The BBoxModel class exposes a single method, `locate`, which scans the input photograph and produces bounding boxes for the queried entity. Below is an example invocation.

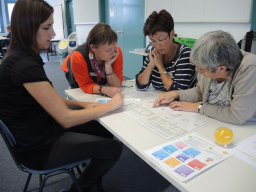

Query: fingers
[112,92,122,98]
[169,101,184,111]
[169,101,192,112]
[169,101,179,109]
[112,92,124,106]
[108,93,124,110]
[149,53,154,60]
[114,87,123,93]
[153,95,165,108]
[152,50,160,57]
[110,87,123,97]
[152,50,157,55]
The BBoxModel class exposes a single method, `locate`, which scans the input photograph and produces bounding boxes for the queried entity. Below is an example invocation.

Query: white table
[0,37,10,40]
[65,80,256,192]
[129,51,148,56]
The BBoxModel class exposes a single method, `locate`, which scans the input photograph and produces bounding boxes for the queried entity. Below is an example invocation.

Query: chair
[2,46,8,55]
[1,38,10,56]
[0,119,87,192]
[239,30,256,55]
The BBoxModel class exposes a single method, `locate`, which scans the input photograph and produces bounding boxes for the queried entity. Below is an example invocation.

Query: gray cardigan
[177,50,256,124]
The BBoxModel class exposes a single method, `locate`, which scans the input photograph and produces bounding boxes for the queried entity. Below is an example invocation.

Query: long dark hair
[2,0,53,61]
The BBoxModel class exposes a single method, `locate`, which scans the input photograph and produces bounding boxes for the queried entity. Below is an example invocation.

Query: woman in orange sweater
[62,23,123,97]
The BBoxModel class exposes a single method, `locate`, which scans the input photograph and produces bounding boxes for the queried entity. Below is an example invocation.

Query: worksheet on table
[96,98,208,140]
[139,110,208,140]
[145,133,235,182]
[234,134,256,168]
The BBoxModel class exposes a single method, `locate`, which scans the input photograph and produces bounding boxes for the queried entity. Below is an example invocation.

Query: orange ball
[214,127,233,147]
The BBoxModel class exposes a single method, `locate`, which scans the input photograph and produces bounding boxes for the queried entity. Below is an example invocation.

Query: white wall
[1,0,252,45]
[75,24,96,45]
[73,0,99,45]
[0,0,67,37]
[174,23,251,43]
[145,0,252,44]
[46,0,67,39]
[0,0,9,35]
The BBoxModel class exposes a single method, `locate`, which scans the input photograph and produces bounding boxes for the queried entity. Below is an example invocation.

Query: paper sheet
[139,111,208,140]
[124,99,170,119]
[95,98,140,112]
[234,134,256,168]
[145,133,235,182]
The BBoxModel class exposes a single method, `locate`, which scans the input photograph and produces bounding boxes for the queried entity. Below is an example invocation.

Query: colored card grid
[163,144,178,154]
[152,149,170,160]
[164,157,181,168]
[188,159,207,170]
[183,147,201,158]
[174,141,188,150]
[145,133,235,182]
[176,153,190,162]
[174,165,194,178]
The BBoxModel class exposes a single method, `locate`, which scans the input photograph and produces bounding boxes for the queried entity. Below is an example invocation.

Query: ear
[170,30,175,40]
[90,44,96,52]
[219,65,227,72]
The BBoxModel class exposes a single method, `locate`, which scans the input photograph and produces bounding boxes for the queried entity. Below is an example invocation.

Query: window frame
[0,1,4,33]
[4,0,16,25]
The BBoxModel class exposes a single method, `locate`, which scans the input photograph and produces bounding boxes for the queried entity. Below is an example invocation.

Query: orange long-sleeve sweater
[62,46,123,94]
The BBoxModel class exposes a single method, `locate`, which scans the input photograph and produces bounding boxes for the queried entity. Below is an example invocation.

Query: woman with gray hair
[153,30,256,124]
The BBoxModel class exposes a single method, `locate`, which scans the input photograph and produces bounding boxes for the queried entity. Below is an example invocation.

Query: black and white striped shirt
[135,42,197,91]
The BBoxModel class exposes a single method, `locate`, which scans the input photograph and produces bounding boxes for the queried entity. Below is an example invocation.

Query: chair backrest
[0,119,16,147]
[0,119,27,172]
[240,30,256,54]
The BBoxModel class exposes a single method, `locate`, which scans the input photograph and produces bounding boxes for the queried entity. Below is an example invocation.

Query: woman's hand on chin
[148,53,156,69]
[105,47,119,68]
[151,50,164,68]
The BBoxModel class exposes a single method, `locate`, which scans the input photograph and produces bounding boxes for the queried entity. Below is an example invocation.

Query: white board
[53,4,64,39]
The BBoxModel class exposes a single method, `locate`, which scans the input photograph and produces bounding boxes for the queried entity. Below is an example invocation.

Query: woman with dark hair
[136,9,197,91]
[0,0,123,192]
[153,30,256,125]
[62,23,123,98]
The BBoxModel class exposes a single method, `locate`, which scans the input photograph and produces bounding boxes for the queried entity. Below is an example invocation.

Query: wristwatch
[198,103,203,113]
[160,71,167,75]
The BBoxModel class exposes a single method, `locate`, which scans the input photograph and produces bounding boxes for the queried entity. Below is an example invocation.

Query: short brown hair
[143,9,174,37]
[6,25,11,31]
[86,23,117,48]
[3,0,53,61]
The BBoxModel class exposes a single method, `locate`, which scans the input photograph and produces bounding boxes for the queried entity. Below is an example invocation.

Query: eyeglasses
[150,35,169,46]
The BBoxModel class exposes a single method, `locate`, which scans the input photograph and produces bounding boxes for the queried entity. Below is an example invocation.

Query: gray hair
[190,30,243,73]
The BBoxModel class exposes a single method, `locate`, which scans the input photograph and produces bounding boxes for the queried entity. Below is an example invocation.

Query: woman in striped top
[136,9,197,91]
